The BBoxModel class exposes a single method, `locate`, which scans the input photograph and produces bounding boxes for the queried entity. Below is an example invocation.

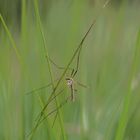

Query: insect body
[66,77,73,87]
[66,77,75,102]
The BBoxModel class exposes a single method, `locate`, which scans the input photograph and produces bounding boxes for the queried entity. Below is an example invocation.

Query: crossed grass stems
[27,0,111,138]
[27,23,94,138]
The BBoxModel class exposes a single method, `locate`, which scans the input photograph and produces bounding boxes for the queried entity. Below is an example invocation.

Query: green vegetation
[0,0,140,140]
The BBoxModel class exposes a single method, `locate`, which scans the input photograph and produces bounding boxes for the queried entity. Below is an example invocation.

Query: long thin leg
[71,69,75,77]
[26,78,59,95]
[76,81,88,89]
[26,83,52,95]
[48,56,72,71]
[70,85,75,102]
[72,46,82,78]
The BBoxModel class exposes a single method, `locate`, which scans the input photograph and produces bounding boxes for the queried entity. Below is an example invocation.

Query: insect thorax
[66,77,73,87]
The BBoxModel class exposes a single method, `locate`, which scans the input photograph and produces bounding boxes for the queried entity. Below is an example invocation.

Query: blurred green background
[0,0,140,140]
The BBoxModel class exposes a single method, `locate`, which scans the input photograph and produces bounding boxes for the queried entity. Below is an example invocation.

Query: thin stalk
[33,0,66,139]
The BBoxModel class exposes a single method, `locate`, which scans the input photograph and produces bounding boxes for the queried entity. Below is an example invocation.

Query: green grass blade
[0,14,21,62]
[32,0,66,139]
[115,29,140,140]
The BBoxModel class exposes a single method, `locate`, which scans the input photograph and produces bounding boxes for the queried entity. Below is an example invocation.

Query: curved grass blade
[27,87,66,139]
[33,1,66,139]
[0,14,21,62]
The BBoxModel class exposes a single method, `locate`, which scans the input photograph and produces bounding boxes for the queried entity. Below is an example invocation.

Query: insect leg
[26,83,52,95]
[48,56,73,71]
[76,81,88,89]
[26,78,60,95]
[70,85,75,102]
[71,69,75,77]
[72,47,82,78]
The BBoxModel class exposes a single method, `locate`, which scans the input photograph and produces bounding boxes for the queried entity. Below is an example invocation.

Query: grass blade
[30,0,66,139]
[0,14,21,62]
[115,29,140,140]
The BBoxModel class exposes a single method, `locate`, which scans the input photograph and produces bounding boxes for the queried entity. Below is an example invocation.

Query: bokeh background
[0,0,140,140]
